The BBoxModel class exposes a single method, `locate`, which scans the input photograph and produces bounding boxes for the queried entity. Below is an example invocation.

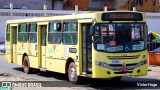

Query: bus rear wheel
[23,56,32,74]
[68,62,78,84]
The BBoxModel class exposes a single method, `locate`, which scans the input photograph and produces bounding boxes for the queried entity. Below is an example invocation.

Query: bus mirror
[145,25,148,39]
[90,25,95,36]
[144,24,148,48]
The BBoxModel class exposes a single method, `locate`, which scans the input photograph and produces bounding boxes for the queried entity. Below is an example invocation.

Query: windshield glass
[94,23,146,52]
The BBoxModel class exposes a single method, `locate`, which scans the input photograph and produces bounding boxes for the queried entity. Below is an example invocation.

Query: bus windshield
[94,23,146,53]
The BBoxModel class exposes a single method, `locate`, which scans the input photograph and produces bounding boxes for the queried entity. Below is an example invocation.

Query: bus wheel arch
[65,58,78,84]
[22,53,27,65]
[65,58,74,74]
[22,53,32,74]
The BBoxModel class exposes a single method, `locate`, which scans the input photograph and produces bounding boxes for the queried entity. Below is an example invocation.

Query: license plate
[111,60,120,64]
[119,68,128,72]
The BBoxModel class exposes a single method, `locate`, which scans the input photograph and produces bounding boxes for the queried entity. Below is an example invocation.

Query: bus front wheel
[68,62,78,84]
[23,56,32,74]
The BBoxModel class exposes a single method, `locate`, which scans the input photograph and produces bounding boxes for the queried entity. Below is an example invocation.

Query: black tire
[68,62,78,84]
[3,50,5,53]
[23,56,33,74]
[111,76,122,81]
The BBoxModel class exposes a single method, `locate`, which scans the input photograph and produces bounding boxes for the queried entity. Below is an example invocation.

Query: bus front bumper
[92,61,148,78]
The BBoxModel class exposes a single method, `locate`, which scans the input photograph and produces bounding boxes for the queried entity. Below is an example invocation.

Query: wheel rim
[69,67,76,81]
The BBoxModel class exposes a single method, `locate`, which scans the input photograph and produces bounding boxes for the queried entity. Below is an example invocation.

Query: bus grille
[109,63,137,67]
[114,71,133,74]
[107,55,140,60]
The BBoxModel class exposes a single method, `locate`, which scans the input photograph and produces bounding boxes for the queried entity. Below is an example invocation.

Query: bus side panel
[16,43,22,65]
[16,43,39,68]
[46,59,65,73]
[17,55,22,66]
[13,44,17,63]
[16,43,28,65]
[29,57,39,68]
[46,44,65,73]
[6,42,12,63]
[46,44,78,74]
[68,46,79,75]
[9,28,13,63]
[92,50,102,78]
[28,43,38,69]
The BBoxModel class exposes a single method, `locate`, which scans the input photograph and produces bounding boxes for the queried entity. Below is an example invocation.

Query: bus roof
[6,11,144,24]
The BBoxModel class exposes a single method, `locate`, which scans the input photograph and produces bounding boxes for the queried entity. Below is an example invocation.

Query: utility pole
[128,1,130,10]
[10,3,13,17]
[75,5,78,14]
[44,4,47,16]
[9,3,13,20]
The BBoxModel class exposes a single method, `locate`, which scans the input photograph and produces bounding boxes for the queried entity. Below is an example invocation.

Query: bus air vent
[107,55,140,60]
[114,71,133,74]
[109,63,137,67]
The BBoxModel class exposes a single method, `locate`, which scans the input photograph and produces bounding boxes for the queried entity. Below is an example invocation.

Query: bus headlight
[95,61,107,67]
[141,60,147,65]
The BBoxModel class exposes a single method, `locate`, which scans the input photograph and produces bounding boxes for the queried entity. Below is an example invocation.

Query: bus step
[79,74,87,77]
[80,74,92,77]
[40,68,47,72]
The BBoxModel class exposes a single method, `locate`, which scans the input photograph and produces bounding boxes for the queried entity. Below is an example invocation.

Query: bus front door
[11,26,17,63]
[82,24,92,74]
[40,25,47,69]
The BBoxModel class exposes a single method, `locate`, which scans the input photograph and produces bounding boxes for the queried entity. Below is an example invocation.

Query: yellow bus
[5,11,148,83]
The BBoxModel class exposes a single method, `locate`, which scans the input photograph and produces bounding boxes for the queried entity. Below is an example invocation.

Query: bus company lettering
[12,82,42,87]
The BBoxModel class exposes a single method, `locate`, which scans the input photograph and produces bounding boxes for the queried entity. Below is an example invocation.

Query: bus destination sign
[102,12,143,21]
[110,14,133,19]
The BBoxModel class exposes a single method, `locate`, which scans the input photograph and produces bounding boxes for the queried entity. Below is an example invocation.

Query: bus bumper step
[40,68,47,72]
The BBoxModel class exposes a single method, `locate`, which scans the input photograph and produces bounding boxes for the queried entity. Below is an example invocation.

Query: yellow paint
[41,46,46,68]
[37,25,41,68]
[46,58,66,73]
[29,57,39,68]
[17,55,22,66]
[92,50,148,78]
[13,44,17,63]
[10,26,13,63]
[5,42,11,63]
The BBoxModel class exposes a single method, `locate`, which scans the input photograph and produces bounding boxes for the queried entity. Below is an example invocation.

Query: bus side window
[48,22,61,44]
[28,23,37,43]
[63,21,78,45]
[18,23,28,43]
[57,23,61,32]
